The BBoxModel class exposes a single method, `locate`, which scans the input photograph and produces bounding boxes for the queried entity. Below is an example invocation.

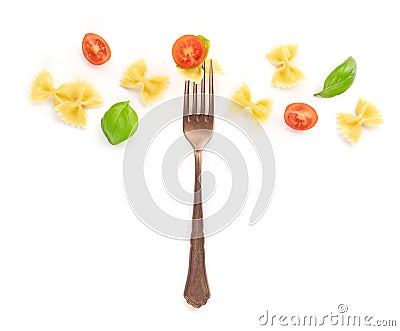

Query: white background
[1,0,399,330]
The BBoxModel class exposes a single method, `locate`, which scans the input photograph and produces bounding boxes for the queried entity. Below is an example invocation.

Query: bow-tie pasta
[31,69,55,101]
[55,81,103,127]
[120,59,169,106]
[232,83,273,122]
[178,58,224,82]
[31,70,103,128]
[266,44,305,88]
[337,98,383,144]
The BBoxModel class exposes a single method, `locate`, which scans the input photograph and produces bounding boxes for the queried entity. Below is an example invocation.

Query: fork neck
[194,150,202,205]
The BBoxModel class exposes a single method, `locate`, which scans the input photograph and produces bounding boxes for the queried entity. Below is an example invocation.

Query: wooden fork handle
[184,150,210,308]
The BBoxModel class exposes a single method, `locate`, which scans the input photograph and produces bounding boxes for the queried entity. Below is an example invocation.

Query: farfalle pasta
[337,98,383,144]
[120,59,169,106]
[31,70,55,101]
[31,69,103,128]
[266,44,305,88]
[232,83,273,122]
[178,58,224,82]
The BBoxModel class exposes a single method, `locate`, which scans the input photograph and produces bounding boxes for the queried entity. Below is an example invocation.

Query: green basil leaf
[176,64,195,70]
[101,101,138,145]
[198,35,210,58]
[314,56,357,98]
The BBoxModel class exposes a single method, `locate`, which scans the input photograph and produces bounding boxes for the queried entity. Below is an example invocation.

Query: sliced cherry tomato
[172,35,207,68]
[82,33,111,65]
[284,103,318,130]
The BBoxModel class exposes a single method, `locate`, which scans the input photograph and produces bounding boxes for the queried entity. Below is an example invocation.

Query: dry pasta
[232,83,273,122]
[178,58,224,82]
[31,70,103,128]
[337,98,383,144]
[120,59,169,106]
[266,44,305,88]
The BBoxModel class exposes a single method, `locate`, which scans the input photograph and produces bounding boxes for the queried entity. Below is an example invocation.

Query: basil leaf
[198,35,210,58]
[101,101,138,145]
[314,56,357,98]
[176,64,196,70]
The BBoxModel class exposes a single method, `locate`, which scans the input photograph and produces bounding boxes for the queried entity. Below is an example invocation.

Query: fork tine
[208,59,214,116]
[200,62,206,114]
[183,80,190,116]
[192,82,197,115]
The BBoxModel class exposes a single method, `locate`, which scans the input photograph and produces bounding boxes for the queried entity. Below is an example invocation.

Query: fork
[183,60,214,308]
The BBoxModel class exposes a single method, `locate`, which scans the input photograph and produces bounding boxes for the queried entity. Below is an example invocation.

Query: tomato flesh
[82,33,111,65]
[172,35,206,68]
[284,103,318,130]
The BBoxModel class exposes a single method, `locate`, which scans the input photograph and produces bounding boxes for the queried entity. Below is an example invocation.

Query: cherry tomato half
[284,103,318,130]
[172,35,207,68]
[82,33,111,65]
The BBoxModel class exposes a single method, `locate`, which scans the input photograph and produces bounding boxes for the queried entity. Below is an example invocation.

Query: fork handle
[184,150,210,308]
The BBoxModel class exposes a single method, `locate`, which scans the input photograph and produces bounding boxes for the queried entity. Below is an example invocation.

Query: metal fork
[183,60,214,308]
